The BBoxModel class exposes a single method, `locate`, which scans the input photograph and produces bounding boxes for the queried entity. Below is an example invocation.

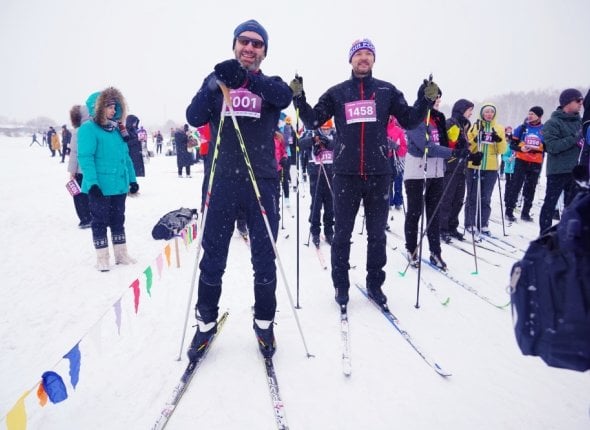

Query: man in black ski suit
[185,19,291,360]
[291,38,439,306]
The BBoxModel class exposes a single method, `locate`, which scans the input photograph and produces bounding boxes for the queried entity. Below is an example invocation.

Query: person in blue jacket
[77,87,139,272]
[185,19,291,361]
[291,38,440,307]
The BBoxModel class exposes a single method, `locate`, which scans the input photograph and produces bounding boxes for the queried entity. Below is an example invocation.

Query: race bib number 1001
[344,100,377,124]
[225,88,262,118]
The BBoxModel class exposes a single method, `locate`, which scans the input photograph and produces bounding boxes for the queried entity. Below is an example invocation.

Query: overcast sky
[1,0,588,129]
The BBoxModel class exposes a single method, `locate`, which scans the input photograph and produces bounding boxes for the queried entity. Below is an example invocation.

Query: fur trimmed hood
[85,87,127,127]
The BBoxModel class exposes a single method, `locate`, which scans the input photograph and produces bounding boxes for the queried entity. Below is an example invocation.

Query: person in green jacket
[538,88,583,234]
[78,87,139,271]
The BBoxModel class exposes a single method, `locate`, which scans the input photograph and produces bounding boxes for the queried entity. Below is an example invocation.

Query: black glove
[491,129,502,142]
[468,151,484,166]
[290,75,304,98]
[129,182,139,194]
[89,184,104,198]
[452,148,470,159]
[313,142,323,156]
[214,59,247,89]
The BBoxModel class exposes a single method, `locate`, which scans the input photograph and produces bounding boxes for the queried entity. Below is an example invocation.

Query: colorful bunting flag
[7,389,30,430]
[63,344,81,389]
[130,279,140,313]
[144,266,153,297]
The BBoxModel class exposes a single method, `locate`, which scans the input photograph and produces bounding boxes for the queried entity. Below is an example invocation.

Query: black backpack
[510,190,590,372]
[151,208,198,240]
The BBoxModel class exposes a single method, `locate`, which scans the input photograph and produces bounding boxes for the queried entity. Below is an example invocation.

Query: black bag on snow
[151,208,198,240]
[509,190,590,372]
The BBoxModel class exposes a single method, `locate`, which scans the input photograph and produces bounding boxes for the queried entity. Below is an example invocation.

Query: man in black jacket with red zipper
[291,38,439,307]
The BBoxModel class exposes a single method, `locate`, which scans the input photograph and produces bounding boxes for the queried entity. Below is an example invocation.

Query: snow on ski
[151,311,229,430]
[340,304,352,377]
[398,250,450,306]
[354,283,452,377]
[444,241,501,267]
[421,258,510,310]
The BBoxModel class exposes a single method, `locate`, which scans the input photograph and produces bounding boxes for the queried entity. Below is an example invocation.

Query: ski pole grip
[217,81,232,106]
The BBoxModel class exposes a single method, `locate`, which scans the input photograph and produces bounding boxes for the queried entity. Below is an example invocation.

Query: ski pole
[496,170,507,236]
[305,160,322,247]
[177,100,227,361]
[220,83,312,357]
[294,105,301,309]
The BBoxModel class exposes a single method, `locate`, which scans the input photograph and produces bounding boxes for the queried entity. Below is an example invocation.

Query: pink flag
[130,279,140,313]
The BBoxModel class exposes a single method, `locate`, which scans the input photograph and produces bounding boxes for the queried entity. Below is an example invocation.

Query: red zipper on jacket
[359,82,366,179]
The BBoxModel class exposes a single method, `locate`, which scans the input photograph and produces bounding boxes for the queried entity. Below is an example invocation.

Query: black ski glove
[89,184,104,198]
[418,76,440,102]
[468,151,484,166]
[214,59,247,89]
[491,129,502,142]
[129,182,139,194]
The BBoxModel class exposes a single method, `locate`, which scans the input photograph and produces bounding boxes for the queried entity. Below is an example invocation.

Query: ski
[340,304,352,376]
[444,241,501,267]
[151,311,229,430]
[261,355,289,429]
[305,243,328,270]
[421,258,510,310]
[354,283,452,377]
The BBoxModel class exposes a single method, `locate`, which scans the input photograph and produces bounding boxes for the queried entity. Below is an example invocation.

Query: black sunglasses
[236,36,265,49]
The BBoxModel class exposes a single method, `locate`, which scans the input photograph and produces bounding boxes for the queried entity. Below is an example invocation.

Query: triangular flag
[113,298,122,335]
[156,254,163,279]
[130,279,140,313]
[63,344,81,389]
[7,389,30,430]
[164,244,171,267]
[144,266,153,297]
[37,382,48,406]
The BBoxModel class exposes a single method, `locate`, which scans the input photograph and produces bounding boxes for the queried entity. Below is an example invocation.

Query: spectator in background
[60,125,72,163]
[386,115,407,211]
[504,107,544,222]
[439,99,475,243]
[125,115,146,178]
[539,89,583,233]
[175,124,192,178]
[77,86,138,272]
[67,105,92,229]
[155,130,164,154]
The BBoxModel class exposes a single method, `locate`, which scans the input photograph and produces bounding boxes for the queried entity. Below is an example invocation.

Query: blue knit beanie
[233,19,268,55]
[348,38,376,63]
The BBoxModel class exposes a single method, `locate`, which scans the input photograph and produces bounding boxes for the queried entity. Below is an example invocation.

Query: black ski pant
[504,159,542,216]
[331,174,390,293]
[404,177,444,255]
[89,193,127,249]
[308,167,334,237]
[197,176,279,324]
[539,173,576,234]
[73,173,91,224]
[439,166,466,233]
[464,169,497,229]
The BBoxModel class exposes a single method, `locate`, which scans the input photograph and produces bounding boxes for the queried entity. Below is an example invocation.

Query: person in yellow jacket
[464,103,507,235]
[50,127,62,158]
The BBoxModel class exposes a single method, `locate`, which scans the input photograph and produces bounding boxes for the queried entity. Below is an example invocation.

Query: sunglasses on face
[236,36,265,49]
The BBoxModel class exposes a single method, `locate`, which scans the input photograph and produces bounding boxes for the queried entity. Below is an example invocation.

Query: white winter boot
[113,243,137,265]
[96,248,110,272]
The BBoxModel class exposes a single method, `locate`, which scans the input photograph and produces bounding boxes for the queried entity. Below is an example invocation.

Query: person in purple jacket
[185,19,291,361]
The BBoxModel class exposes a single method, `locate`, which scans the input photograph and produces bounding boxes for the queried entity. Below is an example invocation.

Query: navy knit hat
[529,106,544,118]
[348,39,376,63]
[233,19,268,55]
[559,88,582,107]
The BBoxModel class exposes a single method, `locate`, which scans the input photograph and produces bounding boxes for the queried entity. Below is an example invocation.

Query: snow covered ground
[1,135,589,429]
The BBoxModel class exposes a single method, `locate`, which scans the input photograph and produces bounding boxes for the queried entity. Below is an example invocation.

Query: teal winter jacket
[78,88,137,195]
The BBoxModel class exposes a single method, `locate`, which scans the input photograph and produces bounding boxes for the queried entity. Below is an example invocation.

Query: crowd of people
[36,18,589,364]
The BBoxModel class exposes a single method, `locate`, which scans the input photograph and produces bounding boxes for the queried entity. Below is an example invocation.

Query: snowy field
[1,135,589,429]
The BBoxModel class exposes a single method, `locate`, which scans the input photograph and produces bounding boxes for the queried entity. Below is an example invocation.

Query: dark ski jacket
[185,69,291,179]
[294,71,431,176]
[543,107,582,175]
